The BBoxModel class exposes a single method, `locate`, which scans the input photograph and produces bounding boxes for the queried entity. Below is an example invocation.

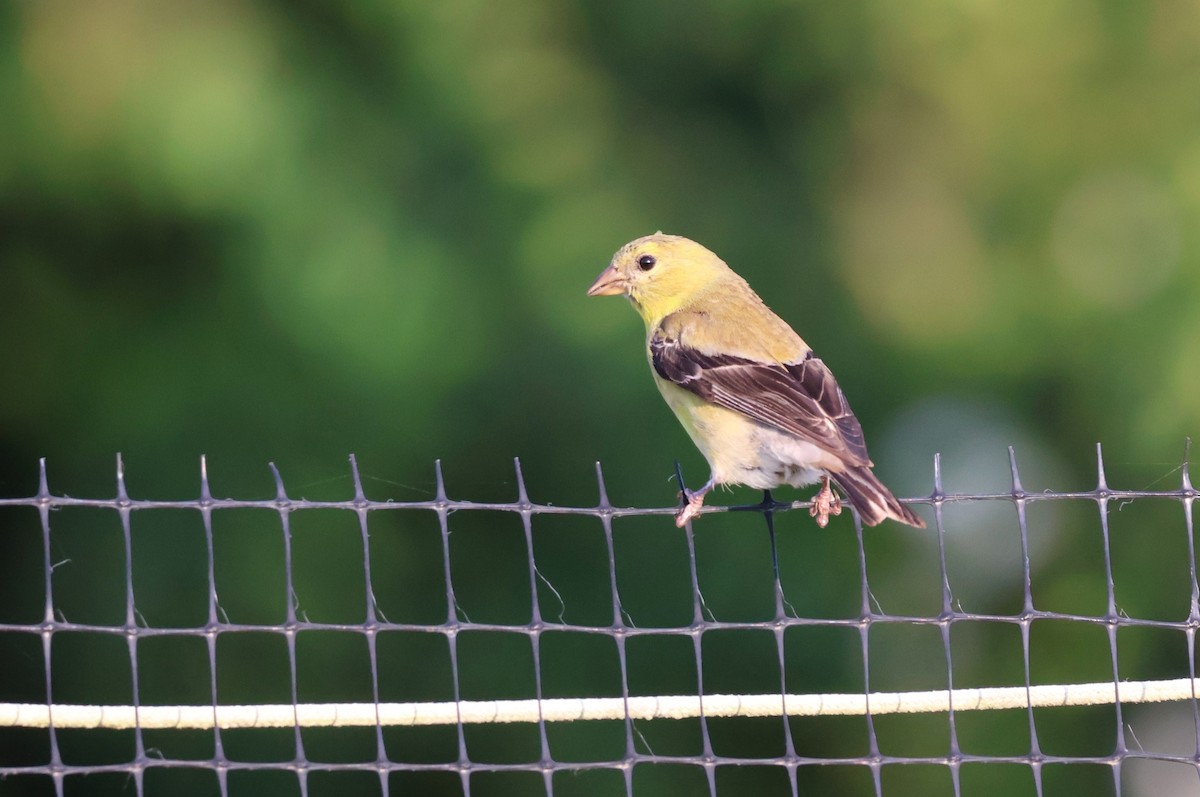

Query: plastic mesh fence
[0,445,1197,797]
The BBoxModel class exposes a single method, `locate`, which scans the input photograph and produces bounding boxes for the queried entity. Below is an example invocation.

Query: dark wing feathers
[650,332,871,467]
[786,355,869,462]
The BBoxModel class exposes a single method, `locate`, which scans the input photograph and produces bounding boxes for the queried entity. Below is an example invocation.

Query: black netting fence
[1,446,1197,796]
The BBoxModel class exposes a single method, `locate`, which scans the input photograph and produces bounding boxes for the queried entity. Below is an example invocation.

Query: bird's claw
[675,489,706,528]
[808,477,842,528]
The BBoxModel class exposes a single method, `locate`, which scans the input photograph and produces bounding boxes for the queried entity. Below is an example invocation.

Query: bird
[587,232,924,530]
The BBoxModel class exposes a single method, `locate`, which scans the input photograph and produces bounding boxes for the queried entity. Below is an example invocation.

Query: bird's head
[587,233,731,323]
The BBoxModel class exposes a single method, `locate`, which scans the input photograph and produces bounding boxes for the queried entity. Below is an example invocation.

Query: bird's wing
[650,332,872,467]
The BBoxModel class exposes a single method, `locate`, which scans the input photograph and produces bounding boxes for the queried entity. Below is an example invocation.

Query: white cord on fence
[1,678,1195,730]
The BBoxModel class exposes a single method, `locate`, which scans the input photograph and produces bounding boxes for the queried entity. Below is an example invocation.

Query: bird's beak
[587,263,628,297]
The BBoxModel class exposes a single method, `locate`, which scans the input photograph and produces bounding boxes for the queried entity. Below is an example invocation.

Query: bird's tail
[832,467,925,528]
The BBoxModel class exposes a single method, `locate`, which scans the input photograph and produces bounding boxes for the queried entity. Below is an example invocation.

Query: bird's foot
[675,488,707,528]
[674,477,715,528]
[808,476,842,528]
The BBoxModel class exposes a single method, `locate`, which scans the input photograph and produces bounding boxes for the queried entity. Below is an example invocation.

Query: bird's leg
[675,476,716,528]
[808,475,842,528]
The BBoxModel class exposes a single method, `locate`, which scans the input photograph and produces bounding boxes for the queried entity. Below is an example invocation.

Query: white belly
[744,425,829,489]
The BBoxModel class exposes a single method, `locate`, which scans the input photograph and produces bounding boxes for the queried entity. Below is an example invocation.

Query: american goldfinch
[588,232,924,529]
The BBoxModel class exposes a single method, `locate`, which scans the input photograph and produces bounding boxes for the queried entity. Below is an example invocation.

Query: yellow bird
[587,232,924,529]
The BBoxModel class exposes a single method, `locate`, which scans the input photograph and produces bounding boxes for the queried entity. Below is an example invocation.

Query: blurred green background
[2,2,1199,795]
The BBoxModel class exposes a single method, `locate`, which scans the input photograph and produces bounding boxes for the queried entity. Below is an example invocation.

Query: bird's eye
[637,254,656,271]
